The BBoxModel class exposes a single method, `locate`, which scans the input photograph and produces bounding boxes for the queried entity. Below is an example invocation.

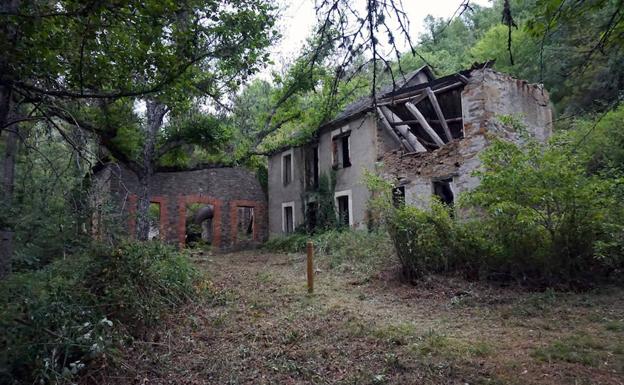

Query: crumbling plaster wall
[95,164,267,250]
[382,69,552,209]
[317,115,379,229]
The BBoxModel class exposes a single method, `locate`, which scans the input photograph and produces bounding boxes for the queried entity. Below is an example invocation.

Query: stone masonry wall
[94,164,267,251]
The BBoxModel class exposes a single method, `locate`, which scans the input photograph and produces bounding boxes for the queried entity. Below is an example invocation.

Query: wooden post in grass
[306,240,314,293]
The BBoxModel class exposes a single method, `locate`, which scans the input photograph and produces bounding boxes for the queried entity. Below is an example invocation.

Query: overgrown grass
[0,242,206,384]
[412,329,493,360]
[532,333,624,369]
[264,229,394,273]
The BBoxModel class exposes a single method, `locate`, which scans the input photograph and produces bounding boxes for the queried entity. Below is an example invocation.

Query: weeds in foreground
[264,229,394,275]
[412,329,494,360]
[532,332,624,370]
[0,242,205,384]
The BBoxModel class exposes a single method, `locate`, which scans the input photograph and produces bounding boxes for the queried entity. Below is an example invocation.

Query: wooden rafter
[425,87,453,141]
[389,117,462,126]
[376,107,410,151]
[404,102,445,146]
[378,81,464,106]
[379,106,427,152]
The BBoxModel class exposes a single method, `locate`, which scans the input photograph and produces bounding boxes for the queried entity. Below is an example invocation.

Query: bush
[264,229,394,273]
[366,135,624,286]
[0,242,203,384]
[386,201,497,281]
[464,137,623,284]
[86,242,200,333]
[263,233,310,253]
[387,201,456,280]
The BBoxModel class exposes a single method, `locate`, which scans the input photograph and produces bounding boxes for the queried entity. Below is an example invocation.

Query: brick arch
[177,195,223,248]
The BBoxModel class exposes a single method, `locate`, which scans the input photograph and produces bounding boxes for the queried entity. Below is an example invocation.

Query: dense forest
[0,0,623,383]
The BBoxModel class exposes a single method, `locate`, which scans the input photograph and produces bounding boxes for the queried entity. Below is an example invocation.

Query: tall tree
[0,0,278,270]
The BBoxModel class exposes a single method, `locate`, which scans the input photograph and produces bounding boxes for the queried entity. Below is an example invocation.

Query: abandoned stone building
[91,164,268,250]
[267,65,553,235]
[91,65,552,247]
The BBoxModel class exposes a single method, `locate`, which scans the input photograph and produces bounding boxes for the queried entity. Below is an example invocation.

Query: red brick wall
[101,165,268,250]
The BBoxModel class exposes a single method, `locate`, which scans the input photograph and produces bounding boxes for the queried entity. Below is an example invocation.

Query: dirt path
[102,251,624,385]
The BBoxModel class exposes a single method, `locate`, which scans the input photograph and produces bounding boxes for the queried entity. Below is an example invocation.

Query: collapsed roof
[325,63,496,153]
[269,62,494,155]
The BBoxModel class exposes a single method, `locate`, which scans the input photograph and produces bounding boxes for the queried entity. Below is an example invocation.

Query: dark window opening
[306,202,318,232]
[392,186,406,207]
[433,178,454,206]
[283,153,292,186]
[341,136,351,167]
[332,132,351,168]
[284,205,294,234]
[148,202,161,240]
[305,146,319,189]
[236,206,254,242]
[336,195,350,227]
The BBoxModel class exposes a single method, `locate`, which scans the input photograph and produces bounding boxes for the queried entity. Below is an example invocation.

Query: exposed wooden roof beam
[404,102,446,146]
[379,81,464,106]
[375,107,410,151]
[379,106,427,152]
[389,117,462,126]
[425,87,453,141]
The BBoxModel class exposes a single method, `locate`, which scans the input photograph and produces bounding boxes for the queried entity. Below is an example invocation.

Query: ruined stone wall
[93,164,267,251]
[381,68,552,209]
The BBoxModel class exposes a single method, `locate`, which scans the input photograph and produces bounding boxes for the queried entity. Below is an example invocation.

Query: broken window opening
[332,132,351,169]
[282,153,292,186]
[392,186,406,207]
[283,205,294,234]
[432,178,454,207]
[336,195,350,227]
[306,201,318,232]
[185,203,214,247]
[236,206,254,242]
[305,146,319,190]
[148,202,161,240]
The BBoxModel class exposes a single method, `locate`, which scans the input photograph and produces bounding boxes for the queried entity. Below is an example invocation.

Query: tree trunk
[135,100,166,241]
[0,0,21,135]
[0,90,17,278]
[0,0,22,277]
[0,86,12,138]
[2,125,18,205]
[0,230,12,278]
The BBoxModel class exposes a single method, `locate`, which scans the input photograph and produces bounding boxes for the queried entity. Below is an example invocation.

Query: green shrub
[263,233,310,253]
[365,133,624,286]
[387,201,457,280]
[464,137,623,284]
[264,229,394,272]
[313,229,393,271]
[386,201,498,281]
[0,242,202,384]
[86,242,199,332]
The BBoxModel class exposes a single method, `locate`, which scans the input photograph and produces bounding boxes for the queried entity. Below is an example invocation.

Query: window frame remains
[282,149,294,186]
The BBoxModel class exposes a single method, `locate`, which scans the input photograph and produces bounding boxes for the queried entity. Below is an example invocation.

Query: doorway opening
[185,203,214,247]
[148,202,161,240]
[236,206,255,242]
